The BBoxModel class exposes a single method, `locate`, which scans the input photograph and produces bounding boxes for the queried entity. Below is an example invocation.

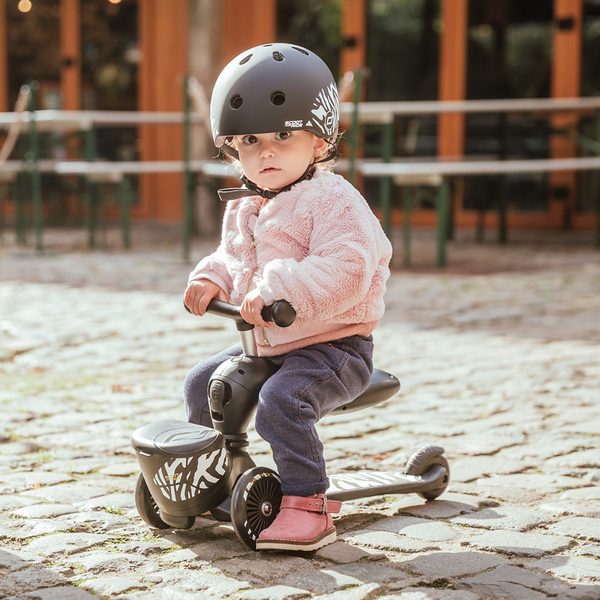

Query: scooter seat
[330,368,400,415]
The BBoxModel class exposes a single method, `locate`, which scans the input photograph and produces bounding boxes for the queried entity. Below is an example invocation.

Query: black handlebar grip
[184,298,296,328]
[261,300,296,328]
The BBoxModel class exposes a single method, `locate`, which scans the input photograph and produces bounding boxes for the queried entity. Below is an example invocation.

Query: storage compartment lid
[131,420,223,455]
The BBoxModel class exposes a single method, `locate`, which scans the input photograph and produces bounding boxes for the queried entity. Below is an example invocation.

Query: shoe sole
[256,527,337,552]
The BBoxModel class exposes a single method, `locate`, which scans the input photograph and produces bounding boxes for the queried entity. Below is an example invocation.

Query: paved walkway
[1,228,600,599]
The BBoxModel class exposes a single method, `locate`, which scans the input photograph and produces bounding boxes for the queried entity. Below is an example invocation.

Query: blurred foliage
[467,1,551,100]
[366,0,440,102]
[6,0,61,108]
[582,0,600,96]
[277,0,342,79]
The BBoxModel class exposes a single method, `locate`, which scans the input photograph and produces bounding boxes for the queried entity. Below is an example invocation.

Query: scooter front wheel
[230,467,282,550]
[135,473,171,529]
[404,446,450,500]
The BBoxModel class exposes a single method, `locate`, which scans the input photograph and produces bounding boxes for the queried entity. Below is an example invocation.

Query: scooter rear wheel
[135,473,170,529]
[404,446,450,500]
[230,467,282,550]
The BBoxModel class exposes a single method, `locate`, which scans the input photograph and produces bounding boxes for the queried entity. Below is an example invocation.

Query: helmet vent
[239,54,253,65]
[230,94,243,110]
[270,91,286,106]
[273,51,285,62]
[293,47,309,56]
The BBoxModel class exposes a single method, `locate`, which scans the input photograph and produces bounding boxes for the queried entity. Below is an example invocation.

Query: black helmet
[211,43,339,156]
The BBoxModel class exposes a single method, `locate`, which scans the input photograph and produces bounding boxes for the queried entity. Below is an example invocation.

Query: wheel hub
[261,501,273,517]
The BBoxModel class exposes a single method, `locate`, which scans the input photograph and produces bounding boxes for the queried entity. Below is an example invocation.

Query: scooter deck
[326,464,447,502]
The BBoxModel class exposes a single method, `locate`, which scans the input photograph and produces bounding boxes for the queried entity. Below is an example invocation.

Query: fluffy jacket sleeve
[257,175,391,322]
[186,205,236,295]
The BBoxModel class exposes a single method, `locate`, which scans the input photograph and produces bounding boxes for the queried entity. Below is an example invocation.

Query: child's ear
[312,136,329,158]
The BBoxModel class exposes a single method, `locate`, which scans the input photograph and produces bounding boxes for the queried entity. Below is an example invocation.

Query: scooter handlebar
[184,298,296,329]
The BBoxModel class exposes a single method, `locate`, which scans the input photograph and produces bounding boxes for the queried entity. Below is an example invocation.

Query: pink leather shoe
[256,494,342,551]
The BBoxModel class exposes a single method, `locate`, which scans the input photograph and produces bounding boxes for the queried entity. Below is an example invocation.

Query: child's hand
[184,280,228,316]
[240,288,270,328]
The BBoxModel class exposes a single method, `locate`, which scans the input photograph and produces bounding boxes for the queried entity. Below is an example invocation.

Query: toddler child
[184,43,392,551]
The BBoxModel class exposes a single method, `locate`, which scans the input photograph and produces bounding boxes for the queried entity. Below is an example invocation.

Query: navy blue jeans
[183,335,373,496]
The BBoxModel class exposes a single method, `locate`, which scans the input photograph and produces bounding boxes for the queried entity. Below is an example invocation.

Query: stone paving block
[98,461,140,477]
[466,483,546,504]
[218,555,313,582]
[575,544,600,558]
[281,563,407,594]
[309,582,382,599]
[461,529,573,556]
[560,419,600,436]
[562,487,600,501]
[155,567,250,595]
[0,471,74,490]
[451,506,555,531]
[341,530,441,553]
[54,510,130,531]
[383,590,478,600]
[159,547,211,567]
[0,566,67,598]
[64,550,150,573]
[26,532,110,556]
[165,538,252,562]
[7,587,100,600]
[10,503,78,519]
[539,500,600,519]
[234,585,312,600]
[457,564,599,600]
[0,496,41,512]
[545,449,600,469]
[527,555,600,584]
[449,455,530,482]
[443,431,526,456]
[0,441,42,455]
[367,515,464,542]
[79,576,148,596]
[41,457,111,474]
[549,517,600,541]
[113,586,200,600]
[390,492,495,519]
[315,540,386,563]
[0,548,45,572]
[0,517,76,540]
[475,473,586,494]
[500,437,596,461]
[0,455,25,469]
[20,482,109,504]
[75,492,136,511]
[397,551,507,578]
[112,540,177,555]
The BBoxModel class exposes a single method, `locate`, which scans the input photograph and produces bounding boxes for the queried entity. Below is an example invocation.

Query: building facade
[0,0,598,232]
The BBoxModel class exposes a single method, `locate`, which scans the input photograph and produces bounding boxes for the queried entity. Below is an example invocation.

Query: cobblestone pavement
[1,227,600,599]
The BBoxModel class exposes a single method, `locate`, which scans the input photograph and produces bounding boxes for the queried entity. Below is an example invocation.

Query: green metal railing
[3,82,600,264]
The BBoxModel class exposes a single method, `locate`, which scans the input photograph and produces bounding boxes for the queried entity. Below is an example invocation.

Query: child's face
[234,131,328,192]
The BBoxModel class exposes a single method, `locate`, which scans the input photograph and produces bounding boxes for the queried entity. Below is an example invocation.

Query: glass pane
[581,0,600,97]
[6,0,61,108]
[81,0,138,111]
[366,0,440,102]
[81,0,139,171]
[364,0,440,210]
[579,2,600,214]
[465,0,552,213]
[276,0,342,79]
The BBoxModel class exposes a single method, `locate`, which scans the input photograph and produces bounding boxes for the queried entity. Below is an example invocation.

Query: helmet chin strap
[218,167,314,202]
[217,138,337,202]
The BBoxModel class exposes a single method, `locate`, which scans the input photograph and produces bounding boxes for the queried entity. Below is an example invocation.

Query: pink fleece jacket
[187,169,393,356]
